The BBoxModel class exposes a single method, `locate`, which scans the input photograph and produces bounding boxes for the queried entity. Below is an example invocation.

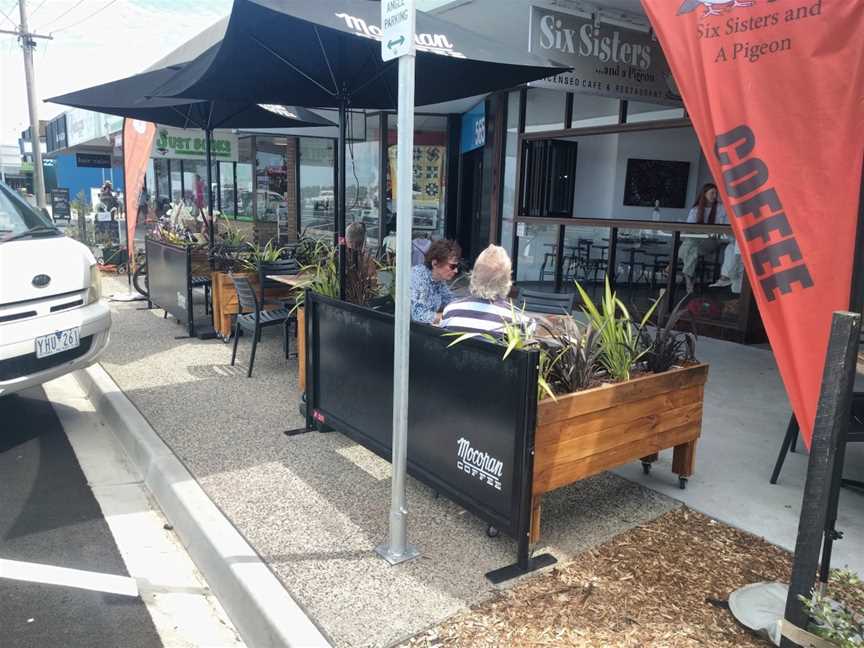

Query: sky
[0,0,232,147]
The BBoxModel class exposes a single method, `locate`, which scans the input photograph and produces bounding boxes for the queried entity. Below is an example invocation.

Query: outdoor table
[266,273,310,288]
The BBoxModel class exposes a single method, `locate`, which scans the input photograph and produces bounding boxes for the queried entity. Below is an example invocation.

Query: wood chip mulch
[402,507,794,648]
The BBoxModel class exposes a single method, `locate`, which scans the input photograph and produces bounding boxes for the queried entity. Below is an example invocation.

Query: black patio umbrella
[147,0,569,296]
[47,44,334,250]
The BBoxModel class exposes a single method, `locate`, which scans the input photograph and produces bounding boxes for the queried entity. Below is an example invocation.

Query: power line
[0,1,16,28]
[40,0,85,30]
[29,0,47,19]
[51,0,118,34]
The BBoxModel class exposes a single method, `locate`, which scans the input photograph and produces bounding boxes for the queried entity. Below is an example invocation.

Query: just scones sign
[381,0,416,61]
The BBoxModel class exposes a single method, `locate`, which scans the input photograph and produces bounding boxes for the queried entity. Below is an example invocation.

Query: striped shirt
[441,297,531,335]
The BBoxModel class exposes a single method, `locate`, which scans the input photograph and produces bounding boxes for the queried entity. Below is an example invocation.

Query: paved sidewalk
[99,275,864,646]
[99,276,676,647]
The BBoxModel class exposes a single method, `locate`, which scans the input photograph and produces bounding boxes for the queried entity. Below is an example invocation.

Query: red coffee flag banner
[642,0,864,448]
[123,118,157,271]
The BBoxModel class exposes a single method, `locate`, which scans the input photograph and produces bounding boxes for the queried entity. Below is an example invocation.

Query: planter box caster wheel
[486,525,500,538]
[641,461,652,475]
[679,476,688,490]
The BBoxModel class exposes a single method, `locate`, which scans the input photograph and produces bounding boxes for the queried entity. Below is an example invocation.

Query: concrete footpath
[94,275,864,646]
[95,276,677,647]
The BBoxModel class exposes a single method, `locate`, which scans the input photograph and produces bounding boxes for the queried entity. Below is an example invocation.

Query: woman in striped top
[441,245,530,334]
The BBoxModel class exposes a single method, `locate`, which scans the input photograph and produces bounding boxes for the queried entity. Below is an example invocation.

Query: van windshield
[0,183,58,242]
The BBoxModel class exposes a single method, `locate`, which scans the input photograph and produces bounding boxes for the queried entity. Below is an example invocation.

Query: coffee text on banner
[641,0,864,447]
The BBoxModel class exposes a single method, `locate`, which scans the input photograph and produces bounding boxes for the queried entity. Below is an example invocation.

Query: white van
[0,182,111,397]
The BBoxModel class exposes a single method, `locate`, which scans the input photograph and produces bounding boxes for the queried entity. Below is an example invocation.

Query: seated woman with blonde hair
[442,244,529,334]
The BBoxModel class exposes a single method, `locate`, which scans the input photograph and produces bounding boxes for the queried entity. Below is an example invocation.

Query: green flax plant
[575,276,658,382]
[241,238,288,272]
[291,240,339,312]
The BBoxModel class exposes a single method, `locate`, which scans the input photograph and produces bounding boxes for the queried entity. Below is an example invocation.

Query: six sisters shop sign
[528,6,682,106]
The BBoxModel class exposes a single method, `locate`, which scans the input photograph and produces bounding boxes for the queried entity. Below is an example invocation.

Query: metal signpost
[376,0,420,566]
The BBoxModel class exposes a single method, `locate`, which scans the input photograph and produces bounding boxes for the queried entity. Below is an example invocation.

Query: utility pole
[0,1,53,206]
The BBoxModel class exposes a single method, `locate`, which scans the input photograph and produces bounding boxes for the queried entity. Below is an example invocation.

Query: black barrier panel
[145,238,192,334]
[307,293,538,540]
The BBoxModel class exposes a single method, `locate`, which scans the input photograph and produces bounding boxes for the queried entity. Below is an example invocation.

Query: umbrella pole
[205,129,215,263]
[337,98,347,301]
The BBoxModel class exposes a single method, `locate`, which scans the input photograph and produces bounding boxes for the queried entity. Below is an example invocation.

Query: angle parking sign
[381,0,416,61]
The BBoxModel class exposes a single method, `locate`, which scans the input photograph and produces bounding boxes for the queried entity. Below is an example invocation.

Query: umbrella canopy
[142,0,568,301]
[149,0,569,108]
[47,63,333,130]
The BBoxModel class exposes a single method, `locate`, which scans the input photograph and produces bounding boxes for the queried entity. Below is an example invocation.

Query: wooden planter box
[530,363,709,542]
[210,271,294,338]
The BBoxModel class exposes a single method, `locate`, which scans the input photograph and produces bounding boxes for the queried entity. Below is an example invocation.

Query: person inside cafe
[679,182,729,294]
[410,239,460,324]
[346,221,367,251]
[441,244,531,334]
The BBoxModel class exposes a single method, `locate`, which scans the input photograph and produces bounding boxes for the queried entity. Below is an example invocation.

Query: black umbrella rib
[167,104,205,130]
[348,58,397,101]
[249,33,338,97]
[313,26,340,97]
[206,101,215,131]
[210,103,255,130]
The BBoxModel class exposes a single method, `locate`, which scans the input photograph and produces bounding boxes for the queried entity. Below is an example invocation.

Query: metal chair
[229,273,293,377]
[258,258,300,308]
[516,288,575,315]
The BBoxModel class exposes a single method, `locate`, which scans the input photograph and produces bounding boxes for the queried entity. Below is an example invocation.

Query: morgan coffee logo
[456,438,503,491]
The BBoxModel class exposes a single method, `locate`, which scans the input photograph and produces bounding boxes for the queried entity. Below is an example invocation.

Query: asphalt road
[0,387,162,648]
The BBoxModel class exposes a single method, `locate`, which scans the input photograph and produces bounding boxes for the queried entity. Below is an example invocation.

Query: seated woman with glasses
[410,239,461,324]
[441,244,530,335]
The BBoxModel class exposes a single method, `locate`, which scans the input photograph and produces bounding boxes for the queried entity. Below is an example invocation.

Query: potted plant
[779,570,864,648]
[211,238,287,338]
[447,277,709,542]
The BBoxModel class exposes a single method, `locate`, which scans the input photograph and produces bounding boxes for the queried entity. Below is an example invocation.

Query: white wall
[566,127,704,224]
[572,134,618,220]
[612,128,703,222]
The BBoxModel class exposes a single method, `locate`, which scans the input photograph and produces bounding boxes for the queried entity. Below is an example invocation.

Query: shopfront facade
[427,0,767,343]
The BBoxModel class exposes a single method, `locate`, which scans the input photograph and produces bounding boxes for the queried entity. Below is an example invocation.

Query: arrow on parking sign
[388,36,405,51]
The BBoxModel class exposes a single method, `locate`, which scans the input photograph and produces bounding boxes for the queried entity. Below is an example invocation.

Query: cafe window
[626,101,686,124]
[219,162,236,219]
[500,90,522,255]
[236,137,254,221]
[520,126,707,224]
[170,161,183,204]
[570,94,620,128]
[153,158,170,202]
[345,114,381,252]
[183,160,209,211]
[386,113,448,241]
[256,137,288,223]
[521,140,578,218]
[299,138,335,241]
[524,87,566,133]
